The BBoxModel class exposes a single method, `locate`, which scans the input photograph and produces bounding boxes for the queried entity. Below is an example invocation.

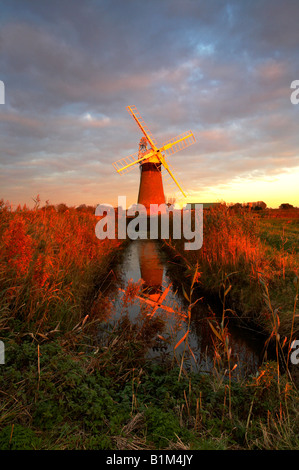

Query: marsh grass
[1,200,298,450]
[162,205,299,449]
[165,204,298,347]
[0,200,123,331]
[1,281,298,450]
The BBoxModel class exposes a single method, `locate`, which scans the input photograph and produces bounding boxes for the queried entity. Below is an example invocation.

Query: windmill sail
[161,131,195,157]
[112,105,196,209]
[160,157,188,198]
[112,150,154,174]
[159,154,187,197]
[127,106,158,150]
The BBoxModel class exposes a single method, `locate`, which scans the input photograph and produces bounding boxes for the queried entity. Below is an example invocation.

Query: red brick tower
[112,106,196,213]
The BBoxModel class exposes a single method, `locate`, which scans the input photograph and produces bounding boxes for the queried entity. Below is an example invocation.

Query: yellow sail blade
[127,105,158,151]
[160,131,196,157]
[112,150,155,174]
[159,154,187,197]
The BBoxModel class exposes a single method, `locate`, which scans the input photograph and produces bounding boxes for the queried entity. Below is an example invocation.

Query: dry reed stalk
[9,424,14,446]
[166,434,190,450]
[287,277,298,376]
[112,412,150,450]
[37,344,41,382]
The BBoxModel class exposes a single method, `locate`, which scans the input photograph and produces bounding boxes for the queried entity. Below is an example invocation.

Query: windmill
[112,106,196,213]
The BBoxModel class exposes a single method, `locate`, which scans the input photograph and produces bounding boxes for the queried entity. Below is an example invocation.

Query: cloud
[0,0,298,208]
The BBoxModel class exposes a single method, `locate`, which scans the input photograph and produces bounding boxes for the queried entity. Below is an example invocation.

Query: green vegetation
[1,317,298,450]
[0,201,298,450]
[258,217,299,255]
[166,206,299,339]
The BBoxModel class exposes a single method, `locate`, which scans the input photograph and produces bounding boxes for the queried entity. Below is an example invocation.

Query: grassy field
[166,206,299,339]
[0,201,298,450]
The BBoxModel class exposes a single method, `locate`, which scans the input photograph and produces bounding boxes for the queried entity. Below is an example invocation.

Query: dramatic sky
[1,0,299,209]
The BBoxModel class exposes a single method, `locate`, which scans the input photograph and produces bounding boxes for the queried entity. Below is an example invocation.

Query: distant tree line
[39,202,97,214]
[229,201,297,211]
[279,203,295,210]
[229,201,267,211]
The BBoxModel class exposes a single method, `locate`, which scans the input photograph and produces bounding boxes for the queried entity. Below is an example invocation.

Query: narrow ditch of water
[100,239,266,377]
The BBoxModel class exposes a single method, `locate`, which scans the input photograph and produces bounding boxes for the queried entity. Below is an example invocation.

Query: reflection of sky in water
[106,239,264,377]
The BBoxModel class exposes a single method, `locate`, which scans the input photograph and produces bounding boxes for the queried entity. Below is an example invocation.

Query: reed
[0,200,123,332]
[166,204,299,344]
[164,204,299,449]
[1,200,298,450]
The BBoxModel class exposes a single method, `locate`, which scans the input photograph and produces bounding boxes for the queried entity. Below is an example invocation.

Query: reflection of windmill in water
[138,245,256,372]
[136,240,186,353]
[136,240,183,319]
[133,241,213,361]
[138,241,163,300]
[112,106,196,212]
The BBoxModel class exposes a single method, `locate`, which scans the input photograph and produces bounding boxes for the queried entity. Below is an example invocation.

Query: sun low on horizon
[186,169,299,209]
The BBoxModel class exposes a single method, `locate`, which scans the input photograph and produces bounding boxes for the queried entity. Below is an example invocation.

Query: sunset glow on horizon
[186,168,299,209]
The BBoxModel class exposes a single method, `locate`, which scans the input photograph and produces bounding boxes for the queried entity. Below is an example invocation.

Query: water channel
[100,239,265,377]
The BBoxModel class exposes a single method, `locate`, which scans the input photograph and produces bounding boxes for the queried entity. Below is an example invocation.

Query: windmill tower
[112,106,196,213]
